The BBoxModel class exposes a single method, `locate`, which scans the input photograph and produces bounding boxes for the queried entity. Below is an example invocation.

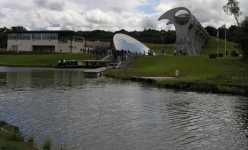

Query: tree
[0,27,9,49]
[205,26,217,37]
[223,0,241,26]
[228,25,239,42]
[238,17,248,57]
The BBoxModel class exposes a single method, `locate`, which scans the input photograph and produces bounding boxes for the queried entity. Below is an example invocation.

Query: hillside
[106,37,248,96]
[201,37,240,55]
[0,53,93,67]
[146,37,240,56]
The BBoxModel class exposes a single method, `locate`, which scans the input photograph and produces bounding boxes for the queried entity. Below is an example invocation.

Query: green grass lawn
[110,36,244,83]
[0,122,36,150]
[201,37,240,55]
[106,55,248,94]
[0,53,93,67]
[106,56,248,85]
[146,43,175,55]
[146,37,241,56]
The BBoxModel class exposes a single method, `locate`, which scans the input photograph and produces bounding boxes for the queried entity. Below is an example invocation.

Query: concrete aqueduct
[159,7,209,55]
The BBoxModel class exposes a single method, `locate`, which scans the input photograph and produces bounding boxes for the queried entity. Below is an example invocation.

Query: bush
[209,53,224,59]
[217,53,224,57]
[6,132,24,142]
[230,50,240,57]
[0,121,7,127]
[209,53,217,59]
[43,139,52,150]
[27,137,35,146]
[238,17,248,58]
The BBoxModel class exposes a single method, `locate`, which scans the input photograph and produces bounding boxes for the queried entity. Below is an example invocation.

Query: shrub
[209,53,217,59]
[43,139,52,150]
[209,53,225,59]
[6,132,23,142]
[0,121,7,127]
[237,17,248,58]
[217,53,224,57]
[230,50,240,57]
[27,137,35,146]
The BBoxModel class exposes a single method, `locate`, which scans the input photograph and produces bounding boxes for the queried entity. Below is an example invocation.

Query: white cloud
[35,0,65,11]
[156,0,247,28]
[0,0,247,31]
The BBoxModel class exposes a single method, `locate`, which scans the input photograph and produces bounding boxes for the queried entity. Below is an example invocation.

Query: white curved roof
[113,33,149,55]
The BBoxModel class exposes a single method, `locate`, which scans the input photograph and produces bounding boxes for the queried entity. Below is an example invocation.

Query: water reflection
[0,68,247,150]
[0,70,87,88]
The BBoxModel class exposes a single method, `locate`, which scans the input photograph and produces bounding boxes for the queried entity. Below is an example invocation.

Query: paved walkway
[133,76,176,81]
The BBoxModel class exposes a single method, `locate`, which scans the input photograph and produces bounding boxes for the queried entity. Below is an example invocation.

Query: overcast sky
[0,0,247,31]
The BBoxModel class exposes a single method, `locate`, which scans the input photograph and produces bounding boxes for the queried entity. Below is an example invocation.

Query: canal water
[0,67,247,150]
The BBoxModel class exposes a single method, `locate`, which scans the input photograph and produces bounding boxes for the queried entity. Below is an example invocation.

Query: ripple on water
[0,69,247,150]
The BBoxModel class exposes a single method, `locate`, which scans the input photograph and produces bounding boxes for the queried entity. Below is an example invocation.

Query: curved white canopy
[113,33,149,55]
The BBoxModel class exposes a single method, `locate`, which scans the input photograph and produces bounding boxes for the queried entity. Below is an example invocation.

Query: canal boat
[83,67,106,78]
[55,59,83,68]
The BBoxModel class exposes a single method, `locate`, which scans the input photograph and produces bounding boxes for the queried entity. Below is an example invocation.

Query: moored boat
[55,59,83,68]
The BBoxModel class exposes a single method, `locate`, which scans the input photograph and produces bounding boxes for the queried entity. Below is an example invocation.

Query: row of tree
[0,28,177,48]
[222,0,247,58]
[238,17,248,57]
[205,25,240,42]
[77,29,176,44]
[0,27,9,48]
[0,25,243,44]
[205,22,248,58]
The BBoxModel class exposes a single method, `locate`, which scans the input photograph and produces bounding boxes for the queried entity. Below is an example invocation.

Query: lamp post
[220,24,227,56]
[217,29,219,55]
[223,25,227,56]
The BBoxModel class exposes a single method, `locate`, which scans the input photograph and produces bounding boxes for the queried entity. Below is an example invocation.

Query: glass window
[42,33,58,40]
[9,33,31,40]
[74,36,84,42]
[113,33,149,55]
[32,33,42,40]
[8,34,17,40]
[14,33,30,40]
[21,33,31,40]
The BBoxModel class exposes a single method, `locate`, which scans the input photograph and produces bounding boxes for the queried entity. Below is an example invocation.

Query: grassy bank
[0,121,37,150]
[0,53,93,67]
[146,37,240,55]
[105,37,248,96]
[201,37,240,55]
[146,43,175,55]
[105,56,248,96]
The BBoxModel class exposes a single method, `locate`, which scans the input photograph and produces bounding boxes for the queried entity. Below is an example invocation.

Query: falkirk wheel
[159,7,209,55]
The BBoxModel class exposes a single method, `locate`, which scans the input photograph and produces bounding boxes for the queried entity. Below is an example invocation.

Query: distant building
[7,30,86,53]
[85,40,111,50]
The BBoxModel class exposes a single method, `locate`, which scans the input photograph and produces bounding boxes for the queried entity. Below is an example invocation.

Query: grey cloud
[0,0,147,31]
[1,1,33,11]
[35,0,65,11]
[240,1,248,18]
[156,0,242,27]
[85,9,114,25]
[142,17,158,30]
[0,11,5,18]
[2,0,246,31]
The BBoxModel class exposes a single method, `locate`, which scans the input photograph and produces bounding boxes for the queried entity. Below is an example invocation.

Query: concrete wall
[57,40,85,53]
[86,41,111,49]
[7,39,58,52]
[7,39,86,53]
